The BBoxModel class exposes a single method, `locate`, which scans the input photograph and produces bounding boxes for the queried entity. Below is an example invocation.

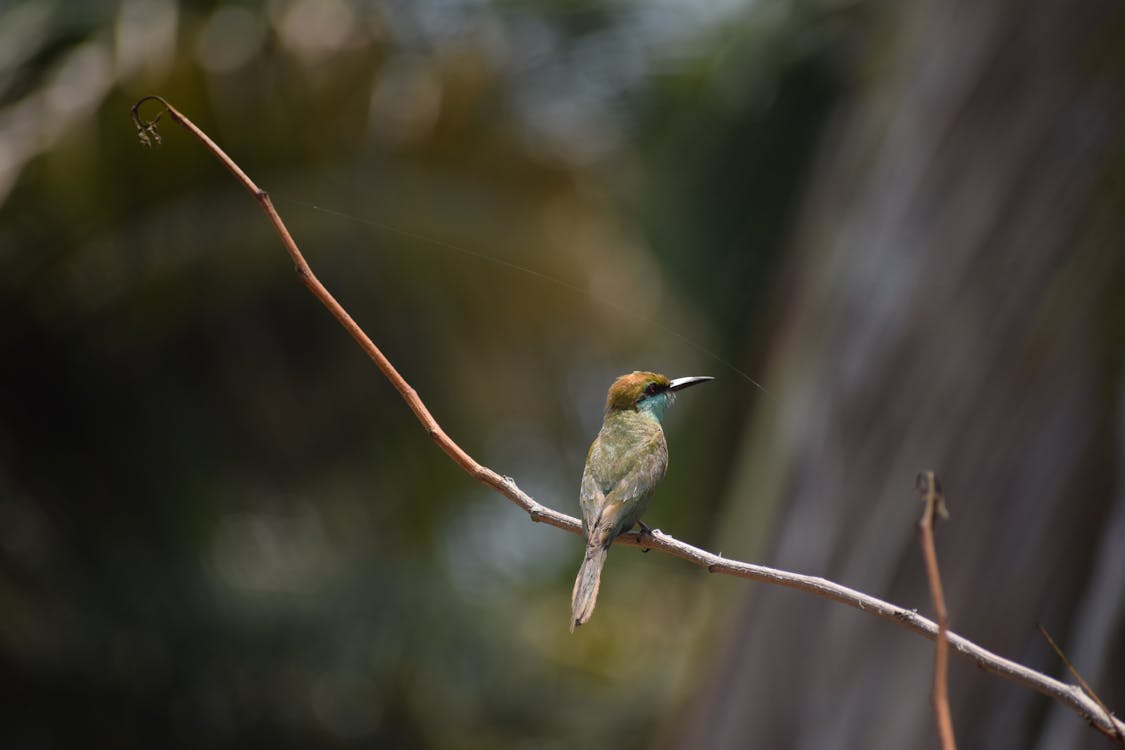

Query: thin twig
[917,471,956,750]
[1038,624,1125,745]
[131,96,1125,743]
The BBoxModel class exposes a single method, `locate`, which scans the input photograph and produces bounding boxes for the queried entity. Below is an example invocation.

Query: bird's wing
[580,430,668,545]
[578,465,605,534]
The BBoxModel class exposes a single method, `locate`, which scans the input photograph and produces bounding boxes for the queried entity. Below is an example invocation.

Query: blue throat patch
[637,391,673,422]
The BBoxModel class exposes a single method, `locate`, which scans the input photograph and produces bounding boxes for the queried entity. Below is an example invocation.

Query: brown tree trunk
[676,1,1125,748]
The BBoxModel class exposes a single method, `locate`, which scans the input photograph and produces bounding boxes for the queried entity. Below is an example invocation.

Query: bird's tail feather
[570,545,609,633]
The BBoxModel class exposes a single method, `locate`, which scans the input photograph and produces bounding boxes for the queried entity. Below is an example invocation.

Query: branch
[1038,624,1125,746]
[132,96,1125,743]
[917,471,956,750]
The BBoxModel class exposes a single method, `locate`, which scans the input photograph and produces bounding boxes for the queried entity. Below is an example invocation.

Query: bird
[570,371,713,632]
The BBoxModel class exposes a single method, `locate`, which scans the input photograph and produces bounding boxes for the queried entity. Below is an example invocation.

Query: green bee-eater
[570,371,712,632]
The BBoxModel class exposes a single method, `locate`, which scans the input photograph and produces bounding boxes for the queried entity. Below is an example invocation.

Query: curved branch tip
[132,95,171,148]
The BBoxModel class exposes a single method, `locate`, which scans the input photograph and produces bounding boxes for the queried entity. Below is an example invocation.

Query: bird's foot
[637,521,659,552]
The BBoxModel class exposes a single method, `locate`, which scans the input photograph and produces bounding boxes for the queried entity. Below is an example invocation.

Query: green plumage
[570,371,711,632]
[579,408,669,547]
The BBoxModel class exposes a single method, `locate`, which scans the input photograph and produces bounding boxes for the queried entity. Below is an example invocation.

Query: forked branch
[1038,624,1125,746]
[131,96,1125,742]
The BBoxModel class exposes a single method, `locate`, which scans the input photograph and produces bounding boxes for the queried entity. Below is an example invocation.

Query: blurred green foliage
[0,1,862,747]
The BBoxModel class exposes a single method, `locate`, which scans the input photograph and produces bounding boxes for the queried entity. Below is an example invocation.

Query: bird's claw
[637,521,659,552]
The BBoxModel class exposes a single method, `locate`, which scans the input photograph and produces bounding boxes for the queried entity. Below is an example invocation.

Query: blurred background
[1,0,1123,748]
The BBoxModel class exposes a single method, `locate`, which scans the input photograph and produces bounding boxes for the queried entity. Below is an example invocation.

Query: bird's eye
[644,383,659,396]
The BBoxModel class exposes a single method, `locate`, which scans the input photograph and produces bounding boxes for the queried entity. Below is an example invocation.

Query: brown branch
[131,96,1125,743]
[917,471,956,750]
[1038,624,1125,745]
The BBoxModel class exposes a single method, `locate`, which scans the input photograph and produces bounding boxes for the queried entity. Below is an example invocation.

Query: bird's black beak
[668,376,714,392]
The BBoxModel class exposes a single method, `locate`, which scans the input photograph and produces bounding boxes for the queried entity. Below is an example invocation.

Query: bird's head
[605,371,713,420]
